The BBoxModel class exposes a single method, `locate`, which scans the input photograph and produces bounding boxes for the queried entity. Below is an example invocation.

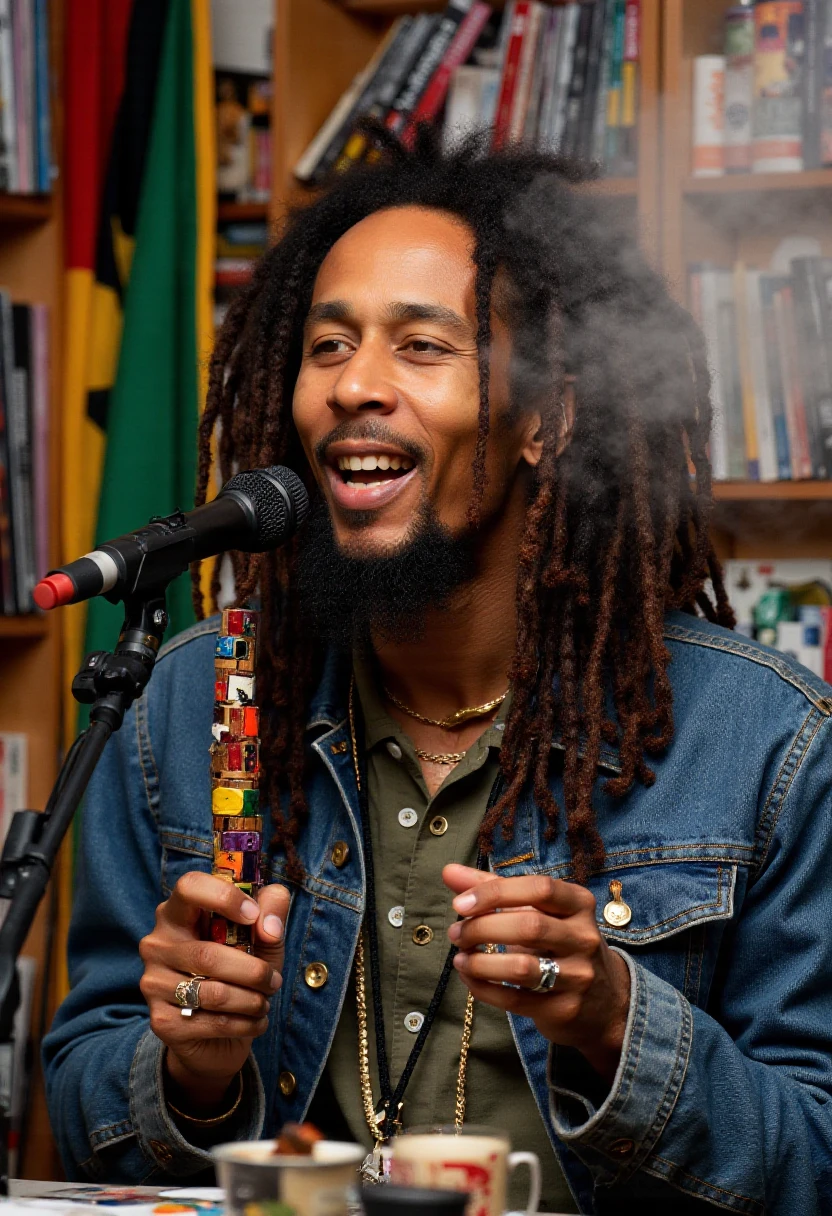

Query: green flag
[85,0,204,660]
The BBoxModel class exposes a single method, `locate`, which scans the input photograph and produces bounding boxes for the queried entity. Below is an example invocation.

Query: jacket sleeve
[41,693,263,1183]
[549,706,832,1215]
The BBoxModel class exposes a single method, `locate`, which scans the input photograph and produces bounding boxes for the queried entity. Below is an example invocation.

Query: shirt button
[388,905,405,928]
[278,1070,297,1096]
[429,815,448,836]
[386,741,403,760]
[398,808,418,828]
[412,924,433,946]
[404,1011,424,1033]
[304,962,328,988]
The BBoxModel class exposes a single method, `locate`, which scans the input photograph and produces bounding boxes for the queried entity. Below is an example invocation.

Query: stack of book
[0,295,49,614]
[0,0,52,194]
[690,258,832,482]
[215,221,269,329]
[295,0,643,187]
[692,1,832,177]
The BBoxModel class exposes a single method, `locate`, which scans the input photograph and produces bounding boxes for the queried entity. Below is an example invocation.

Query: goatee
[295,498,476,648]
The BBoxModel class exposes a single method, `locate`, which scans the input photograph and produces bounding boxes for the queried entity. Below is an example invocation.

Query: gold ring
[174,975,207,1012]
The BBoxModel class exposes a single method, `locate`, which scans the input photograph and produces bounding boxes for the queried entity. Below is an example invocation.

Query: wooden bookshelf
[272,0,662,264]
[662,0,832,560]
[0,0,66,1183]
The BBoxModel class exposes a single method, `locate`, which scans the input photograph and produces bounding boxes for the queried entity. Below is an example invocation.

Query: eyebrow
[305,299,473,338]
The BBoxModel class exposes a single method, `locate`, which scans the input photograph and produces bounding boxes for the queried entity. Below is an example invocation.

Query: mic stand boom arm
[0,586,170,1192]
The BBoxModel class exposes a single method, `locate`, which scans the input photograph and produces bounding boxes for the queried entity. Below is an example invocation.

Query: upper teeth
[336,454,413,472]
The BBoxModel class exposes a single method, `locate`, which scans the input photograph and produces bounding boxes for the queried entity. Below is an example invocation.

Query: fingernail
[454,893,476,913]
[270,971,283,991]
[453,952,467,970]
[264,914,284,940]
[447,922,461,941]
[241,899,260,922]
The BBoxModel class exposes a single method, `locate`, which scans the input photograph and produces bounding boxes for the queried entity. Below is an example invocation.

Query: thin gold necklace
[383,685,508,730]
[348,678,489,1173]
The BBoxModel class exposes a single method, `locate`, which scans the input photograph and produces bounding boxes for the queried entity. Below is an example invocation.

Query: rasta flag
[59,0,215,993]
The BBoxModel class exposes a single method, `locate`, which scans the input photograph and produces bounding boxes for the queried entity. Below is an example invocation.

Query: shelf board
[0,194,52,224]
[339,0,465,11]
[714,481,832,501]
[685,168,832,196]
[0,615,49,639]
[217,201,270,223]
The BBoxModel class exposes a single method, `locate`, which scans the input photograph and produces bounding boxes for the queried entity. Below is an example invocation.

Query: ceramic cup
[390,1125,541,1216]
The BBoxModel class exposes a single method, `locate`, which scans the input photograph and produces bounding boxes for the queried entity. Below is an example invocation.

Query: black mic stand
[0,587,170,1193]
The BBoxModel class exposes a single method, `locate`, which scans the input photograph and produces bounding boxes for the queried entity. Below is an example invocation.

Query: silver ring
[174,976,206,1011]
[531,957,560,993]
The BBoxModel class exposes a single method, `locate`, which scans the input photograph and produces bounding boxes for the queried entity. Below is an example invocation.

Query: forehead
[310,206,477,310]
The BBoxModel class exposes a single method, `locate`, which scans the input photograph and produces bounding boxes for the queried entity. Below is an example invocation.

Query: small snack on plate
[272,1122,326,1155]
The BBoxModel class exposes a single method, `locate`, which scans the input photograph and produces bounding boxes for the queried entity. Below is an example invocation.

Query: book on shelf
[690,255,832,482]
[691,0,832,176]
[0,0,51,194]
[216,71,271,203]
[294,0,643,186]
[0,295,49,612]
[214,221,268,329]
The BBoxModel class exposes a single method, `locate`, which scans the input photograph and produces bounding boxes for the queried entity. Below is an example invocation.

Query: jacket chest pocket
[158,829,212,897]
[586,861,738,1007]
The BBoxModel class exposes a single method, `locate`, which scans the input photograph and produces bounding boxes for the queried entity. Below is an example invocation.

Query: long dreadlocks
[193,126,734,886]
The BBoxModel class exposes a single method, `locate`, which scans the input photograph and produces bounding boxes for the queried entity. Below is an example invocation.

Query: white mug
[390,1125,541,1216]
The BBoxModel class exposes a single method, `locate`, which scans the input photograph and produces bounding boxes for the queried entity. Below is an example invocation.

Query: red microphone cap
[33,573,76,611]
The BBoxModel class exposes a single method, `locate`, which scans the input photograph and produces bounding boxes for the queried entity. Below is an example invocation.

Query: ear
[520,410,544,468]
[520,378,576,468]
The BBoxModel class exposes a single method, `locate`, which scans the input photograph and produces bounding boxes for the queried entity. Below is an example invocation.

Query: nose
[327,338,398,417]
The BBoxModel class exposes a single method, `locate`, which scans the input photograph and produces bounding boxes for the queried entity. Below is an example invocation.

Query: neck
[372,485,526,717]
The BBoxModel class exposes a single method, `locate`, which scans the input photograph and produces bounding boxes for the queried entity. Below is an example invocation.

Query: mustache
[313,419,429,467]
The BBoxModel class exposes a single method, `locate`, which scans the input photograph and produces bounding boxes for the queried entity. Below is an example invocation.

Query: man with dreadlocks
[45,128,832,1214]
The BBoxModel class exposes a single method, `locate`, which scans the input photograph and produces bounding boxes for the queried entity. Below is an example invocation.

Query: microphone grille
[222,466,310,547]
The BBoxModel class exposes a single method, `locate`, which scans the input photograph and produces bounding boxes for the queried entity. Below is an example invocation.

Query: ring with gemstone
[531,958,560,993]
[174,975,207,1017]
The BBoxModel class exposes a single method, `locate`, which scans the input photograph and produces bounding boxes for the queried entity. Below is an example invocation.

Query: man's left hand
[443,864,630,1086]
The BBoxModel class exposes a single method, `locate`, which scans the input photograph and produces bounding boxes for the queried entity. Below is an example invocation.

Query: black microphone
[34,466,309,610]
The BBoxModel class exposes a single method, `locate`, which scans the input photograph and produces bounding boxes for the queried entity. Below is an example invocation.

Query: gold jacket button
[429,815,448,836]
[278,1070,297,1096]
[412,924,433,946]
[304,961,329,989]
[602,879,632,928]
[150,1139,173,1166]
[331,841,350,868]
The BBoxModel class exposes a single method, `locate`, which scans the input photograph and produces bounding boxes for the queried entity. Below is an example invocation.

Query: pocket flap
[589,861,737,944]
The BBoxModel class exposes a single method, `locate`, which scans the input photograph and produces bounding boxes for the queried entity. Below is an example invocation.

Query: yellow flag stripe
[192,0,218,610]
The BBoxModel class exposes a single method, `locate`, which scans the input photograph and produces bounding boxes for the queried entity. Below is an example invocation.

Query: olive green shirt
[322,658,578,1214]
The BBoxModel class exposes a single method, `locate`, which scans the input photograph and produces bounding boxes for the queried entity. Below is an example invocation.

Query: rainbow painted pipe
[209,607,264,952]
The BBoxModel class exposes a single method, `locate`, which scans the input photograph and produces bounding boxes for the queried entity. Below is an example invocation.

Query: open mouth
[334,452,415,487]
[323,445,420,511]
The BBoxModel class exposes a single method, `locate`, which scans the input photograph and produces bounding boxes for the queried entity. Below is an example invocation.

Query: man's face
[292,206,542,557]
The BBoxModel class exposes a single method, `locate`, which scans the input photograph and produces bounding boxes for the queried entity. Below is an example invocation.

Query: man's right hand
[139,872,290,1109]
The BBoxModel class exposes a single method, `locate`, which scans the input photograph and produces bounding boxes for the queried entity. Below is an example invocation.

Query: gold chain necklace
[383,685,508,730]
[348,678,489,1166]
[413,746,466,766]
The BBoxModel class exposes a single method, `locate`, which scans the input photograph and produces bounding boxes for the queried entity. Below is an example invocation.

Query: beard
[295,497,476,649]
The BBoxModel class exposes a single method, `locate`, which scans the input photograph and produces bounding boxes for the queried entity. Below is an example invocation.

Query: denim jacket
[43,610,832,1214]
